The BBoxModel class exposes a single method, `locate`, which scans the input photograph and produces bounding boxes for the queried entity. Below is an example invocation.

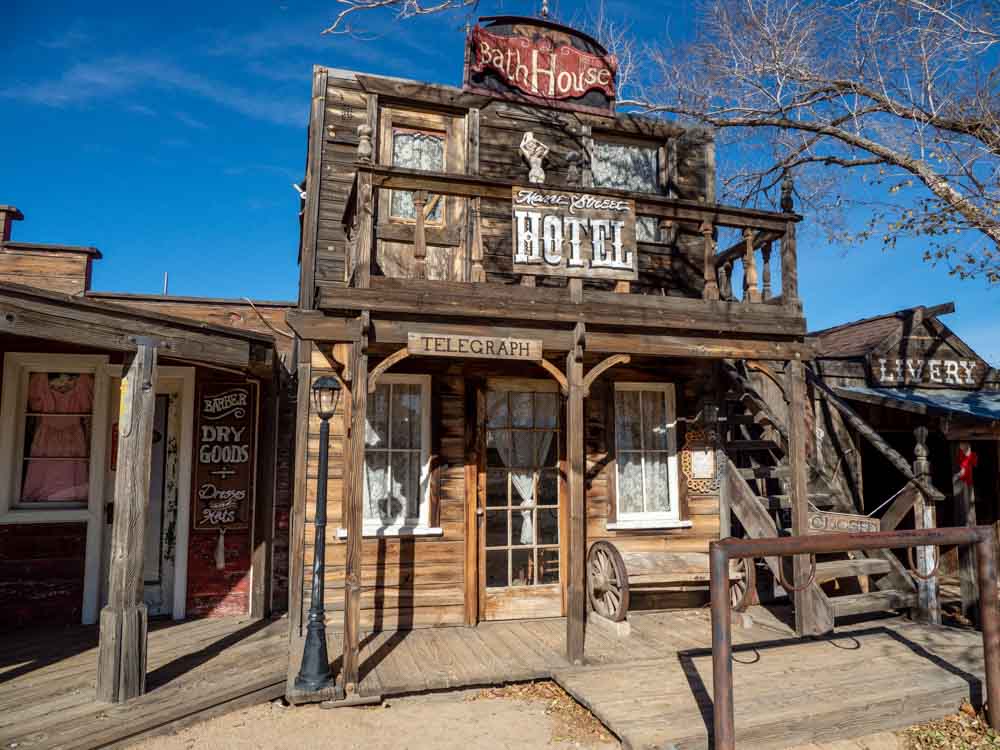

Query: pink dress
[21,373,93,503]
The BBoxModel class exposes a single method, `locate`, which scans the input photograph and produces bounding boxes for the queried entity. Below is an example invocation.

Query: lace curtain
[615,389,671,515]
[391,130,444,221]
[364,382,423,526]
[592,141,660,243]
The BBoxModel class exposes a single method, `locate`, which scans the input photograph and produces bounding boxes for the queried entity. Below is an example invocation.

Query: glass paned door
[480,384,563,621]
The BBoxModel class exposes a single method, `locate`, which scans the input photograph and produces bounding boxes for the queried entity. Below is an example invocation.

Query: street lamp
[295,375,343,693]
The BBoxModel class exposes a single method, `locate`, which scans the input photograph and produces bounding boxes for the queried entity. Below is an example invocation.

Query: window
[390,128,445,222]
[611,383,684,529]
[592,140,661,243]
[0,354,109,522]
[361,374,434,534]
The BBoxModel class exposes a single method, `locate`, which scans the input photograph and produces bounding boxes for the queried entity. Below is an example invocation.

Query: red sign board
[468,23,616,106]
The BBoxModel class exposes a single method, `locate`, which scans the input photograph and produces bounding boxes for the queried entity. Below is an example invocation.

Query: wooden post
[96,340,159,703]
[912,427,941,625]
[779,173,799,304]
[742,228,761,303]
[251,366,278,619]
[340,316,369,695]
[953,441,979,624]
[701,222,720,301]
[761,242,772,300]
[786,359,825,636]
[413,190,427,279]
[566,322,586,664]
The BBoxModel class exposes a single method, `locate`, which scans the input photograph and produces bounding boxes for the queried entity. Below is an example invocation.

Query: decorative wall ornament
[357,124,373,163]
[680,428,721,494]
[520,131,549,184]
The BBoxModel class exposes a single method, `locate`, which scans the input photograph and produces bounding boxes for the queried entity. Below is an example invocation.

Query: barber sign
[511,187,637,281]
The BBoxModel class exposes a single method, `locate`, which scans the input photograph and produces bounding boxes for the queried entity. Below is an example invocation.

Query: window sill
[0,508,92,524]
[606,520,693,531]
[336,526,444,539]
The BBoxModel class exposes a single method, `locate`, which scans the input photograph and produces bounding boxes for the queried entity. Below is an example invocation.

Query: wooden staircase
[721,361,918,625]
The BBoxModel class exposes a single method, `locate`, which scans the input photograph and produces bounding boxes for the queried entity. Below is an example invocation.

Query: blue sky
[3,1,997,363]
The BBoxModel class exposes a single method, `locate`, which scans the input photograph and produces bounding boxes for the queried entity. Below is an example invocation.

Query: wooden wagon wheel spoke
[587,540,629,622]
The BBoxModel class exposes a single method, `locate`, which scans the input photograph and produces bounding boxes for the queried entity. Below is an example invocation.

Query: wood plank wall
[0,248,92,295]
[295,355,722,633]
[307,68,716,298]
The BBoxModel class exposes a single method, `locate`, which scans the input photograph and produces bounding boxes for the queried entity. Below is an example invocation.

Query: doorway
[478,380,564,621]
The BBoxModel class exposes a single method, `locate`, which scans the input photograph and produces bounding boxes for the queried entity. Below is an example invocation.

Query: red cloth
[958,449,978,487]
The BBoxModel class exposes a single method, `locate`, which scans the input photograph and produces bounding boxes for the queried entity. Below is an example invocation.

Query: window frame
[339,373,438,538]
[590,135,667,245]
[0,353,110,524]
[388,125,448,226]
[610,382,688,530]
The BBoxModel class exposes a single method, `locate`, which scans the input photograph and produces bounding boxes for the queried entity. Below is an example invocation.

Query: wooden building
[0,205,296,632]
[281,15,874,703]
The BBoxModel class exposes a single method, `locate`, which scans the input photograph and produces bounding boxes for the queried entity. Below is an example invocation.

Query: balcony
[307,162,809,357]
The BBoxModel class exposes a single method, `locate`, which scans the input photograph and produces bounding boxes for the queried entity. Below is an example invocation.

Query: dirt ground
[135,683,618,750]
[133,684,988,750]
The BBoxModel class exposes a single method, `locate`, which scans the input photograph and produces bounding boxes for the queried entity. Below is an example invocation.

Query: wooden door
[376,106,467,280]
[479,380,564,621]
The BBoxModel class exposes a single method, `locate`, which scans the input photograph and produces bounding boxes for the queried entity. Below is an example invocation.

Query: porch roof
[835,384,1000,422]
[0,281,274,370]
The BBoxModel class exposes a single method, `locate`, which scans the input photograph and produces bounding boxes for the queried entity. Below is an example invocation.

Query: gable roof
[807,302,956,358]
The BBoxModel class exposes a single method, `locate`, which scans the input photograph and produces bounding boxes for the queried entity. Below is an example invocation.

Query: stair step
[815,559,892,583]
[725,414,758,425]
[831,590,917,618]
[738,465,791,480]
[728,439,782,452]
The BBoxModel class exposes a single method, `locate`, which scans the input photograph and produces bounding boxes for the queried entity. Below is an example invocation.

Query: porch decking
[1,608,987,750]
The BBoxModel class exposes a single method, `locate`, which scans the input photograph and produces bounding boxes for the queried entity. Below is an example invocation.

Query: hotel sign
[408,332,543,361]
[512,187,637,281]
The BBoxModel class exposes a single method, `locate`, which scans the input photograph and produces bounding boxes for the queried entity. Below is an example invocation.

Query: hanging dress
[21,373,93,503]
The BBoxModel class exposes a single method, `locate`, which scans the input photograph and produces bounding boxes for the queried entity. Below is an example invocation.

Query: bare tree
[325,0,1000,282]
[322,0,480,35]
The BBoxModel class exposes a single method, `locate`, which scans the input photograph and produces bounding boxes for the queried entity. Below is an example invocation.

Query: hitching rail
[709,526,1000,750]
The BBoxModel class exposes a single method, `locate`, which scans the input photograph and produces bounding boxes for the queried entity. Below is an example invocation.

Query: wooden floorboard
[2,607,988,750]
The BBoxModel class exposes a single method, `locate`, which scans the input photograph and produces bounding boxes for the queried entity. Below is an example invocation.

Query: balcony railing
[341,161,801,307]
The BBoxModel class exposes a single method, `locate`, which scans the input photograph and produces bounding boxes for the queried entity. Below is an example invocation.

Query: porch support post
[341,315,370,695]
[96,339,158,703]
[566,322,586,665]
[912,427,941,624]
[786,358,824,636]
[953,442,979,625]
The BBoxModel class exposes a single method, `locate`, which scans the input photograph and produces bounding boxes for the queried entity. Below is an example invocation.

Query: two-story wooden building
[282,15,857,703]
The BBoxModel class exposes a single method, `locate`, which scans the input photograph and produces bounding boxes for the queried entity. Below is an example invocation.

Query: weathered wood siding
[0,247,93,295]
[305,67,715,299]
[296,354,722,632]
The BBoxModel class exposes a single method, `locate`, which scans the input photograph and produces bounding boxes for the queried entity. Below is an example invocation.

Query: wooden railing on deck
[342,163,801,301]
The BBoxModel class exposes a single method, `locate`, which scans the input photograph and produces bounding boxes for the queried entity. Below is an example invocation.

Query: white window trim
[612,382,682,528]
[0,354,110,525]
[359,373,434,536]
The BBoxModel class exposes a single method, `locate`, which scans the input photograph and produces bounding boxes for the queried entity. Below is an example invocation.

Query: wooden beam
[367,347,411,393]
[0,291,253,368]
[299,67,328,310]
[582,354,630,396]
[952,442,979,624]
[786,359,830,636]
[317,278,808,338]
[537,358,569,395]
[911,427,941,625]
[286,342,313,641]
[565,323,586,665]
[340,315,369,696]
[285,311,361,343]
[809,372,946,501]
[251,365,278,619]
[96,341,159,703]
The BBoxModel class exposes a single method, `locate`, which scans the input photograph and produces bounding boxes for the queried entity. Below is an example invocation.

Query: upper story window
[390,128,445,223]
[592,141,661,243]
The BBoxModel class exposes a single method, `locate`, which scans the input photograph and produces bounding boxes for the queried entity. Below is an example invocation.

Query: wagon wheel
[729,557,756,613]
[587,541,629,622]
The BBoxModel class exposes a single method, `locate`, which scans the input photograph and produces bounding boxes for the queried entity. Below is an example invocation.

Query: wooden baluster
[743,228,761,303]
[470,199,485,282]
[762,242,773,300]
[720,260,733,301]
[780,174,800,304]
[701,221,720,301]
[912,427,941,625]
[413,190,427,279]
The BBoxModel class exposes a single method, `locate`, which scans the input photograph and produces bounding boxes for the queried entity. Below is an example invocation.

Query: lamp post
[295,375,343,693]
